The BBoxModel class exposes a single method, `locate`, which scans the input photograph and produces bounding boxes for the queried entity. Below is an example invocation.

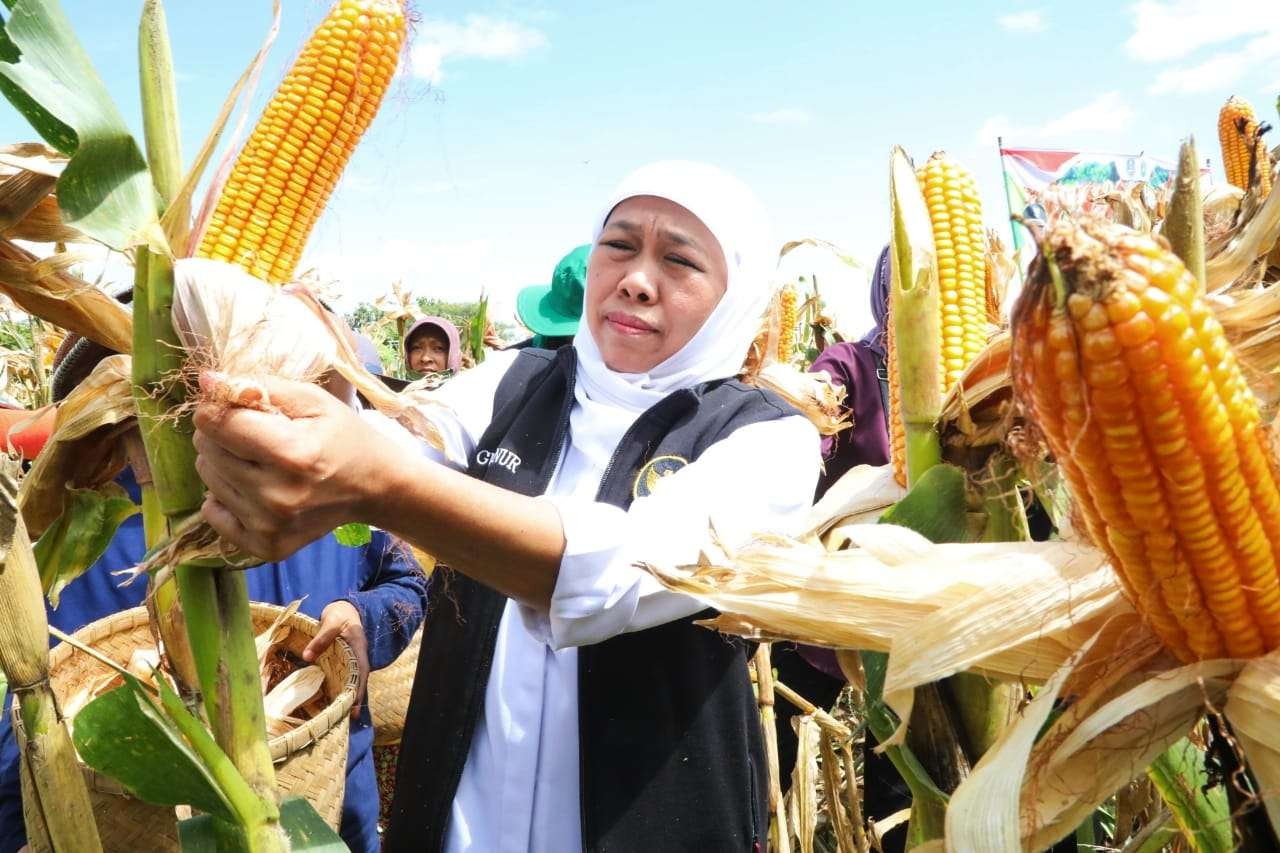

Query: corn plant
[0,0,403,848]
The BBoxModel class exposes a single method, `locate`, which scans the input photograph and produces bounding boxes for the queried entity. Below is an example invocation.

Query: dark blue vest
[387,347,797,852]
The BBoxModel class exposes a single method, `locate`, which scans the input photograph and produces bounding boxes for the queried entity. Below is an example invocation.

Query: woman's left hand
[303,600,370,720]
[193,372,387,561]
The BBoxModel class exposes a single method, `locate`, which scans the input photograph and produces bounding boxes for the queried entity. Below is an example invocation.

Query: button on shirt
[366,350,820,852]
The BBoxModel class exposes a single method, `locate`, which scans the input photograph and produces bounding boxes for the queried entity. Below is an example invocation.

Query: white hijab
[571,161,775,414]
[560,161,774,483]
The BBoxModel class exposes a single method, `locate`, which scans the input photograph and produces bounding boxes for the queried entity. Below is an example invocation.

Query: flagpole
[996,135,1023,253]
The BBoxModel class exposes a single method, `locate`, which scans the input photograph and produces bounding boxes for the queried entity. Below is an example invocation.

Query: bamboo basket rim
[41,603,358,764]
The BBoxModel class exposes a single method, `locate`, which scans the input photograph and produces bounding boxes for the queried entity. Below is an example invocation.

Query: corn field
[0,0,1277,851]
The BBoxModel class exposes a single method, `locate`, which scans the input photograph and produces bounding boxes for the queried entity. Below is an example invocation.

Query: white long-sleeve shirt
[367,350,820,852]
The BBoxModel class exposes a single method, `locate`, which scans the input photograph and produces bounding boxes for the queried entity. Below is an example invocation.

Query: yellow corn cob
[196,0,405,283]
[1218,95,1272,195]
[777,284,798,362]
[888,152,989,486]
[1012,217,1280,662]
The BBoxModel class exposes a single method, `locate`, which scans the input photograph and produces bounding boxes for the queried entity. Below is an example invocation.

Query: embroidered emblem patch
[632,455,688,499]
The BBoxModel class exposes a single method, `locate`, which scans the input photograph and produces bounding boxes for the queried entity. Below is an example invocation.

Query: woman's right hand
[193,372,394,561]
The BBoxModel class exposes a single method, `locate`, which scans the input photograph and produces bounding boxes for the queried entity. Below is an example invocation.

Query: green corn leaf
[333,522,371,548]
[33,483,139,608]
[878,463,971,544]
[179,797,346,852]
[71,673,237,822]
[0,0,159,250]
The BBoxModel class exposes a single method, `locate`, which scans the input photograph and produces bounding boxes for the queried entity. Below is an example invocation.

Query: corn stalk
[133,4,282,849]
[0,458,101,853]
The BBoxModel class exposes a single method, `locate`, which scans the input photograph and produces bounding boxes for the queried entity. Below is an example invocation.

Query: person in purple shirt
[2,341,427,853]
[808,243,893,493]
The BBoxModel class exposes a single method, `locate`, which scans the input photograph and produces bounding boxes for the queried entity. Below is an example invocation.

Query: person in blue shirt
[0,466,426,853]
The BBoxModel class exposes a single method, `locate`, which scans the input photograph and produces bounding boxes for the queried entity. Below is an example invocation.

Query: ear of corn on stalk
[888,151,988,486]
[1012,217,1280,662]
[0,459,101,852]
[776,284,798,362]
[1218,95,1272,197]
[195,0,406,283]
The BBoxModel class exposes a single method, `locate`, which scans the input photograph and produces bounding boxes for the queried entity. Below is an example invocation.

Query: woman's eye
[604,239,632,251]
[667,254,697,270]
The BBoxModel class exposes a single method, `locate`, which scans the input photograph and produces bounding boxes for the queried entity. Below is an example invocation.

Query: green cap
[516,244,590,337]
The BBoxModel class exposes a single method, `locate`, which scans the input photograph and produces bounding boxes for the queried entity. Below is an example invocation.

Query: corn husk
[938,332,1013,451]
[946,614,1239,852]
[1224,647,1280,838]
[172,257,452,457]
[0,144,84,245]
[255,599,302,692]
[743,360,849,437]
[643,523,1129,707]
[788,713,820,853]
[18,354,135,537]
[0,238,131,354]
[173,257,337,382]
[125,647,162,685]
[0,458,101,851]
[1206,173,1280,291]
[800,464,905,544]
[263,665,325,735]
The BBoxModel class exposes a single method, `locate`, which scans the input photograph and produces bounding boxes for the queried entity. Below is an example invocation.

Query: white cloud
[1149,34,1280,93]
[1125,0,1276,63]
[997,10,1046,33]
[749,108,811,125]
[975,92,1133,145]
[410,15,547,84]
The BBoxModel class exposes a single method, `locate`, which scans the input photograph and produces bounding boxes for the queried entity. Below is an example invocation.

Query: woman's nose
[617,267,657,304]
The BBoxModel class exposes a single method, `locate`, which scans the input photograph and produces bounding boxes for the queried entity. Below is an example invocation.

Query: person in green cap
[513,243,590,350]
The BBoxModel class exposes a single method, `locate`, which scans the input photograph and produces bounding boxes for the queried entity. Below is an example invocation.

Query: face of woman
[585,195,729,374]
[407,328,450,373]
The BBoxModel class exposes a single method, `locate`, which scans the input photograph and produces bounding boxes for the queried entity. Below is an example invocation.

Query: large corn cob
[196,0,405,283]
[777,284,798,362]
[1012,218,1280,662]
[1218,95,1272,196]
[888,152,988,485]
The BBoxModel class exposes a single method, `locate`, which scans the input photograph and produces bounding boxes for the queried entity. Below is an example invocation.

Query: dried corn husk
[743,360,849,437]
[0,144,82,244]
[125,647,161,684]
[1203,185,1245,248]
[173,257,337,381]
[172,258,452,457]
[643,523,1129,705]
[799,464,905,543]
[939,332,1013,450]
[263,665,325,735]
[788,713,820,853]
[18,354,135,537]
[255,599,303,692]
[0,238,131,353]
[947,616,1240,852]
[1224,648,1280,838]
[0,458,101,851]
[1206,175,1280,291]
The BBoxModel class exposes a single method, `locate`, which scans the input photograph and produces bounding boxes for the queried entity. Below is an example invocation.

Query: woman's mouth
[605,312,657,336]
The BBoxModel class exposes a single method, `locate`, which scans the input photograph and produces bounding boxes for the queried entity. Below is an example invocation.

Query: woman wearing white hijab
[193,162,821,852]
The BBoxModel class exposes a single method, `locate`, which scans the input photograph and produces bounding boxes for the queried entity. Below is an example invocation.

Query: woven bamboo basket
[367,625,422,746]
[15,603,358,853]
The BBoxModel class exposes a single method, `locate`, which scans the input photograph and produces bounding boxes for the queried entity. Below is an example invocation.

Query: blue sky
[1,0,1278,334]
